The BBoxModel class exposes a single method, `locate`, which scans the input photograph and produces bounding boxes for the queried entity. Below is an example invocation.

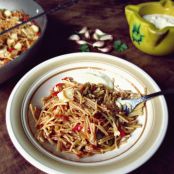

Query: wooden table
[1,0,174,173]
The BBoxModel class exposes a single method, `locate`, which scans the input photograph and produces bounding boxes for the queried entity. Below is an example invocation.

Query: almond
[69,34,80,41]
[78,26,88,34]
[92,41,105,48]
[99,34,113,41]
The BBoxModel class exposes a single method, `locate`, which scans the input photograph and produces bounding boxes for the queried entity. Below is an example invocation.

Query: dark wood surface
[0,0,174,173]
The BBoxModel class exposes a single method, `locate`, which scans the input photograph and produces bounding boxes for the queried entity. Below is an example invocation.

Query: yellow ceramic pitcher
[125,0,174,56]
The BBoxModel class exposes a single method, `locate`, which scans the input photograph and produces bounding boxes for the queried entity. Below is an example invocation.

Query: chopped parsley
[80,44,90,52]
[113,40,128,52]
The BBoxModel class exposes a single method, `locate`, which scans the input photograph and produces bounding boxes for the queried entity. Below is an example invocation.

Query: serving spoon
[116,89,174,115]
[0,0,79,36]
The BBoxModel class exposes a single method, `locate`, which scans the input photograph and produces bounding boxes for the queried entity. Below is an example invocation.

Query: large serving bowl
[0,0,47,84]
[6,53,168,174]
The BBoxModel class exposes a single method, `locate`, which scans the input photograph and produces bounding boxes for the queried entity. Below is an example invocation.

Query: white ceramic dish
[22,60,147,165]
[6,53,168,174]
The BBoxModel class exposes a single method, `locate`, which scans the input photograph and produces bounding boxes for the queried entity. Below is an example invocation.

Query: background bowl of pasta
[6,53,168,174]
[0,0,47,84]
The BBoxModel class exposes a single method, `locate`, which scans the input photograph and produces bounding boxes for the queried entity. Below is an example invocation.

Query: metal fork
[116,89,174,115]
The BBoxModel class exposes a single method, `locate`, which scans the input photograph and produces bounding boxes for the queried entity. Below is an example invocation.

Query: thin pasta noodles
[30,77,144,158]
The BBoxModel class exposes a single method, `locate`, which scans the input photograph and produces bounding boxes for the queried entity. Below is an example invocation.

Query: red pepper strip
[118,127,126,137]
[53,83,64,94]
[92,145,98,150]
[7,48,15,53]
[21,46,27,52]
[87,127,91,133]
[72,123,83,132]
[77,152,83,158]
[22,16,29,22]
[62,105,69,111]
[62,77,70,80]
[56,114,69,121]
[55,83,64,87]
[52,91,59,96]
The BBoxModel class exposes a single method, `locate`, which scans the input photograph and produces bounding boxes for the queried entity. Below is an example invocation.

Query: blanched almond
[17,21,22,24]
[95,29,105,36]
[4,10,11,17]
[98,47,112,53]
[53,86,59,92]
[93,33,99,40]
[92,41,104,48]
[10,33,18,40]
[14,42,22,51]
[31,25,39,33]
[78,26,88,34]
[84,31,90,39]
[69,34,80,41]
[64,87,74,100]
[0,48,6,57]
[99,34,113,41]
[114,129,120,137]
[57,87,74,102]
[7,38,15,46]
[76,40,87,45]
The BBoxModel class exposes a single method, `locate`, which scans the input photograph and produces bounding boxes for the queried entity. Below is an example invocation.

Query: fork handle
[0,0,79,36]
[138,89,174,103]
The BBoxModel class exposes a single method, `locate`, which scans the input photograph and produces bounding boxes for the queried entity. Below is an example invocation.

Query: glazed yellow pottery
[125,0,174,56]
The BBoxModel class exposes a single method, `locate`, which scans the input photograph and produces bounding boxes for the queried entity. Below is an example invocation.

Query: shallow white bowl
[6,53,168,174]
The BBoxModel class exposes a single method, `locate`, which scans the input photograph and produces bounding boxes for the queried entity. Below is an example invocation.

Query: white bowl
[6,53,168,174]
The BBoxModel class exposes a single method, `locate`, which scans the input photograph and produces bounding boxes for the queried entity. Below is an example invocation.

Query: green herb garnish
[79,44,90,52]
[113,40,128,52]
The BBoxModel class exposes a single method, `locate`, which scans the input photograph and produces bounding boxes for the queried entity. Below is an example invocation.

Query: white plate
[6,53,168,174]
[22,60,147,166]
